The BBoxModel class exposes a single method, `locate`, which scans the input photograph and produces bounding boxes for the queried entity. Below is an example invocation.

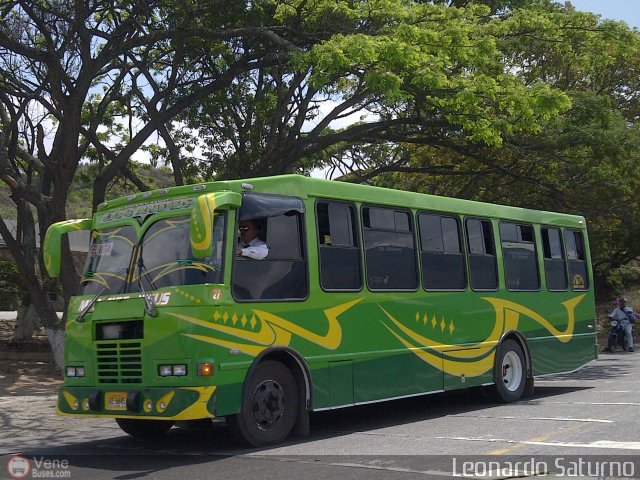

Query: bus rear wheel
[492,339,526,403]
[115,418,174,437]
[231,360,299,447]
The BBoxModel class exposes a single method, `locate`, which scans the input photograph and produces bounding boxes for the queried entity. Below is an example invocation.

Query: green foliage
[300,1,571,146]
[2,0,640,307]
[603,265,640,297]
[0,184,16,219]
[181,0,580,180]
[362,1,640,298]
[0,258,21,310]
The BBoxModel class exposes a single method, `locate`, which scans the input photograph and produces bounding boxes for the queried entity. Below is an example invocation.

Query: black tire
[607,331,618,352]
[523,376,535,398]
[115,418,173,438]
[231,360,299,447]
[492,339,526,403]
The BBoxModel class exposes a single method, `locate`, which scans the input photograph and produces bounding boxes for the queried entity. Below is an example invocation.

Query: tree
[180,0,571,180]
[2,0,635,365]
[366,1,640,293]
[0,0,308,365]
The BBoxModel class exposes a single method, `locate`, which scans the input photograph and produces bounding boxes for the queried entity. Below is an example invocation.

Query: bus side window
[542,227,568,291]
[500,222,540,291]
[316,201,362,291]
[465,218,498,291]
[418,212,466,290]
[232,194,308,301]
[362,206,418,291]
[565,230,589,291]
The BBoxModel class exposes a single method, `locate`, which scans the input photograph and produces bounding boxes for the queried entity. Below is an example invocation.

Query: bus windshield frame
[79,212,227,295]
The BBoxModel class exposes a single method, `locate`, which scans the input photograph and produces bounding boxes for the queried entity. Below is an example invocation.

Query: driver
[236,219,268,260]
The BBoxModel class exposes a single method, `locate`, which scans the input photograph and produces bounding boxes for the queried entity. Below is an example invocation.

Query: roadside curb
[0,351,54,361]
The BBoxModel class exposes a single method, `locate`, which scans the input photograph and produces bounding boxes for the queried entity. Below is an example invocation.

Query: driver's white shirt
[239,238,268,260]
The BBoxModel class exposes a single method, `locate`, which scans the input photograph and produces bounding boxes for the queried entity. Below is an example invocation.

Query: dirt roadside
[0,318,62,395]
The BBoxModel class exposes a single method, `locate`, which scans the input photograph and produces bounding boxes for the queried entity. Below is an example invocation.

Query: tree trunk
[45,327,65,370]
[12,302,39,343]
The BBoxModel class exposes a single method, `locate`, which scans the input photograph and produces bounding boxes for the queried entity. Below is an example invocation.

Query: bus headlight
[66,366,85,378]
[158,364,188,377]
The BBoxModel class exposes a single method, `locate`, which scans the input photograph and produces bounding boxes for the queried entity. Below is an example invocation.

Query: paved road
[1,351,639,479]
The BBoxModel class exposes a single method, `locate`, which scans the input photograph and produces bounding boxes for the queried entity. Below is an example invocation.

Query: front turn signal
[198,362,214,376]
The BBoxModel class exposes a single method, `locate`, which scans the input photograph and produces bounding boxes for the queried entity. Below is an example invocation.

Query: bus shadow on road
[17,357,632,462]
[305,384,593,439]
[16,382,594,464]
[536,356,635,382]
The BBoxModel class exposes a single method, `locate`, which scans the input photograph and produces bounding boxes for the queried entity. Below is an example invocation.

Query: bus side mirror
[44,219,93,277]
[190,192,241,258]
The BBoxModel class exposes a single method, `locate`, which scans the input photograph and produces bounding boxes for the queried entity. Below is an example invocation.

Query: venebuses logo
[7,456,30,479]
[6,455,72,478]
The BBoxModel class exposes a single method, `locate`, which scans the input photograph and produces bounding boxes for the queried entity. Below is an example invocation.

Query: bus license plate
[105,392,127,411]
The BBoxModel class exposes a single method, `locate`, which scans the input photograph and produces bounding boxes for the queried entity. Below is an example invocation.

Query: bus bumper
[56,385,217,421]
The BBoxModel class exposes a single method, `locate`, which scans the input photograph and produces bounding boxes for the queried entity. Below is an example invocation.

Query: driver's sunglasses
[238,226,250,232]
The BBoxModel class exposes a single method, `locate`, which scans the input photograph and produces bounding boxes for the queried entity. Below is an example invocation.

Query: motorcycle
[605,316,627,352]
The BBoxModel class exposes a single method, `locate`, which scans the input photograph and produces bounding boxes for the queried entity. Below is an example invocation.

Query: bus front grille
[96,341,142,384]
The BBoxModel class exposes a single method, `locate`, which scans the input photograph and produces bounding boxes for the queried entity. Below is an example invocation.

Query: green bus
[44,175,597,446]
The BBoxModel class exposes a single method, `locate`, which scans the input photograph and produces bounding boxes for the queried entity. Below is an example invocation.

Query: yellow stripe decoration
[379,306,502,358]
[62,390,79,411]
[379,294,586,378]
[481,294,584,343]
[156,390,175,413]
[58,387,218,421]
[171,298,362,357]
[173,386,217,419]
[190,194,216,257]
[182,333,267,357]
[80,270,126,289]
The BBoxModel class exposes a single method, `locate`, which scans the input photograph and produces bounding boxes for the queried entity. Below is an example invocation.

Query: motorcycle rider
[609,297,634,352]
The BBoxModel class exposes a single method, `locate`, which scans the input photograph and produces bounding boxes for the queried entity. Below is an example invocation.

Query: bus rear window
[565,230,589,290]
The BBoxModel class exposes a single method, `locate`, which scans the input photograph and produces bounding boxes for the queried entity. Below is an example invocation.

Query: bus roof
[96,174,586,229]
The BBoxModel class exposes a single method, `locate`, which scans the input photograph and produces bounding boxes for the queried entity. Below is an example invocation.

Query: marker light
[198,363,214,376]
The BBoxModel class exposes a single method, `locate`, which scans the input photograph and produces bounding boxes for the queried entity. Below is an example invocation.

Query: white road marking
[454,414,612,423]
[329,462,454,477]
[595,390,633,393]
[541,401,640,406]
[436,436,640,450]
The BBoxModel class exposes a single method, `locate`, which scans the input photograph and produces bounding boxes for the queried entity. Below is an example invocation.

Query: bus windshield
[80,225,136,295]
[134,215,225,291]
[80,213,226,295]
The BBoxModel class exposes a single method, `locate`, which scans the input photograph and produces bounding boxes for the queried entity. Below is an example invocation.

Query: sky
[567,0,640,29]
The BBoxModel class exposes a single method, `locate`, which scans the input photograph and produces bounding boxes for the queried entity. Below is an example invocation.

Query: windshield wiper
[137,254,158,317]
[77,267,128,323]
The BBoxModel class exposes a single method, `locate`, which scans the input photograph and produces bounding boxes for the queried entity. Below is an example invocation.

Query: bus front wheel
[115,418,174,437]
[492,339,526,403]
[231,360,299,447]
